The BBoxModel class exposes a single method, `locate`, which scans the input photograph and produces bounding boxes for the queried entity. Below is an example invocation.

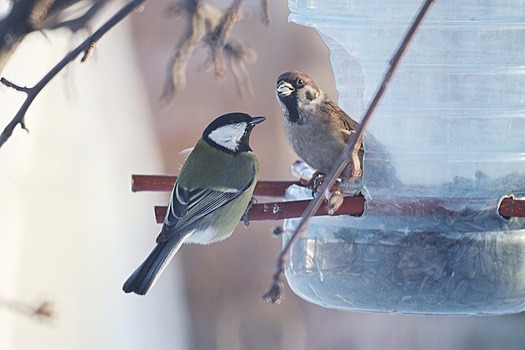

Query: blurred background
[1,0,525,349]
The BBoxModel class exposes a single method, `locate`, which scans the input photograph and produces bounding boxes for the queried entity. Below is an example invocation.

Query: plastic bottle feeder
[284,0,525,315]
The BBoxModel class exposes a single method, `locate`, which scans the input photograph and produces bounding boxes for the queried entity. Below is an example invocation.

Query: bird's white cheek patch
[208,123,247,151]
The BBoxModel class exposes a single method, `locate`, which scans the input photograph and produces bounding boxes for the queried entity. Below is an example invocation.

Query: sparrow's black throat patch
[281,96,301,124]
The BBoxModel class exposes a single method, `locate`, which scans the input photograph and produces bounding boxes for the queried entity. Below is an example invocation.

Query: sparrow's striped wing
[333,103,364,155]
[156,179,253,243]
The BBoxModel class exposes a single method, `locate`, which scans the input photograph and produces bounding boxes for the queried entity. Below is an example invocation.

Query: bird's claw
[307,171,326,195]
[325,189,344,215]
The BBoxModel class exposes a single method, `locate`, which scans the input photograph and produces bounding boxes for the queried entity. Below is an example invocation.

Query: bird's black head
[276,71,321,124]
[203,112,265,154]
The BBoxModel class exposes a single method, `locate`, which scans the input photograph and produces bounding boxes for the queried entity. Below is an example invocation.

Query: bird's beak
[250,116,266,126]
[277,81,294,96]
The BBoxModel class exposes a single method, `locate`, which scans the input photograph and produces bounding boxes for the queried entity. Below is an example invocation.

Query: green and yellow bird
[123,112,265,295]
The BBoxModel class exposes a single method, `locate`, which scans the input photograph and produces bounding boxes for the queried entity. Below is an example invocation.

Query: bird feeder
[283,0,525,315]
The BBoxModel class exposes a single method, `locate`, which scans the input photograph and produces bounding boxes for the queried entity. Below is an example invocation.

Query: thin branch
[0,0,107,73]
[0,77,30,93]
[0,0,148,150]
[261,0,270,25]
[29,0,56,29]
[0,297,56,321]
[262,0,437,304]
[160,0,260,105]
[205,0,245,78]
[0,0,43,71]
[47,0,108,32]
[223,37,256,98]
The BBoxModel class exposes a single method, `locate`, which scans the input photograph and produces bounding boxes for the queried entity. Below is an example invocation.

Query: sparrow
[275,71,364,181]
[123,112,265,295]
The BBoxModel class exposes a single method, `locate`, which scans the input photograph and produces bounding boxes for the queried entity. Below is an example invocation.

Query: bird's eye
[296,78,305,87]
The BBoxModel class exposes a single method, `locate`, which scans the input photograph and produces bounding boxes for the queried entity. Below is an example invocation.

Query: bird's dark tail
[123,235,186,295]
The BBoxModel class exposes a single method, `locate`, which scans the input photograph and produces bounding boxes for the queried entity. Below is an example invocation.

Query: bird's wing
[321,99,359,142]
[156,177,254,243]
[162,182,190,228]
[335,106,364,153]
[338,112,359,141]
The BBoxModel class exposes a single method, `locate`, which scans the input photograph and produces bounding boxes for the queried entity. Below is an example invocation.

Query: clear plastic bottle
[284,0,525,315]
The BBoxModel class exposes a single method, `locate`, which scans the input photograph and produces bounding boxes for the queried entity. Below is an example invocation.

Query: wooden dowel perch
[132,175,525,221]
[132,174,301,197]
[499,198,525,218]
[154,197,366,223]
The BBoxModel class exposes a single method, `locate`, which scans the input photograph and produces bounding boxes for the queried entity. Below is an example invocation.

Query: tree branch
[0,0,108,73]
[0,296,56,321]
[0,0,44,71]
[0,0,269,148]
[0,77,31,93]
[205,0,245,78]
[160,0,263,105]
[262,0,437,304]
[47,0,108,32]
[260,0,270,25]
[0,0,148,150]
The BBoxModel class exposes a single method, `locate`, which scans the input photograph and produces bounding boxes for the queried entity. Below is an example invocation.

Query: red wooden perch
[154,197,366,223]
[132,174,525,223]
[131,174,303,197]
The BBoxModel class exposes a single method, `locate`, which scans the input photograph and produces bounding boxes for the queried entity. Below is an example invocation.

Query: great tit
[123,112,265,295]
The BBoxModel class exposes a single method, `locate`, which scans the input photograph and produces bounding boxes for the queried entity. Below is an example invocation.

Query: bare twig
[0,0,108,73]
[29,0,55,29]
[261,0,270,25]
[205,0,245,77]
[0,77,31,93]
[160,0,261,105]
[262,0,437,304]
[0,0,47,71]
[223,37,255,98]
[0,297,56,321]
[47,0,108,32]
[0,0,148,149]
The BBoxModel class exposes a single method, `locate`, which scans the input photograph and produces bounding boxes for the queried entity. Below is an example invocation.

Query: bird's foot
[307,171,326,195]
[325,188,344,215]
